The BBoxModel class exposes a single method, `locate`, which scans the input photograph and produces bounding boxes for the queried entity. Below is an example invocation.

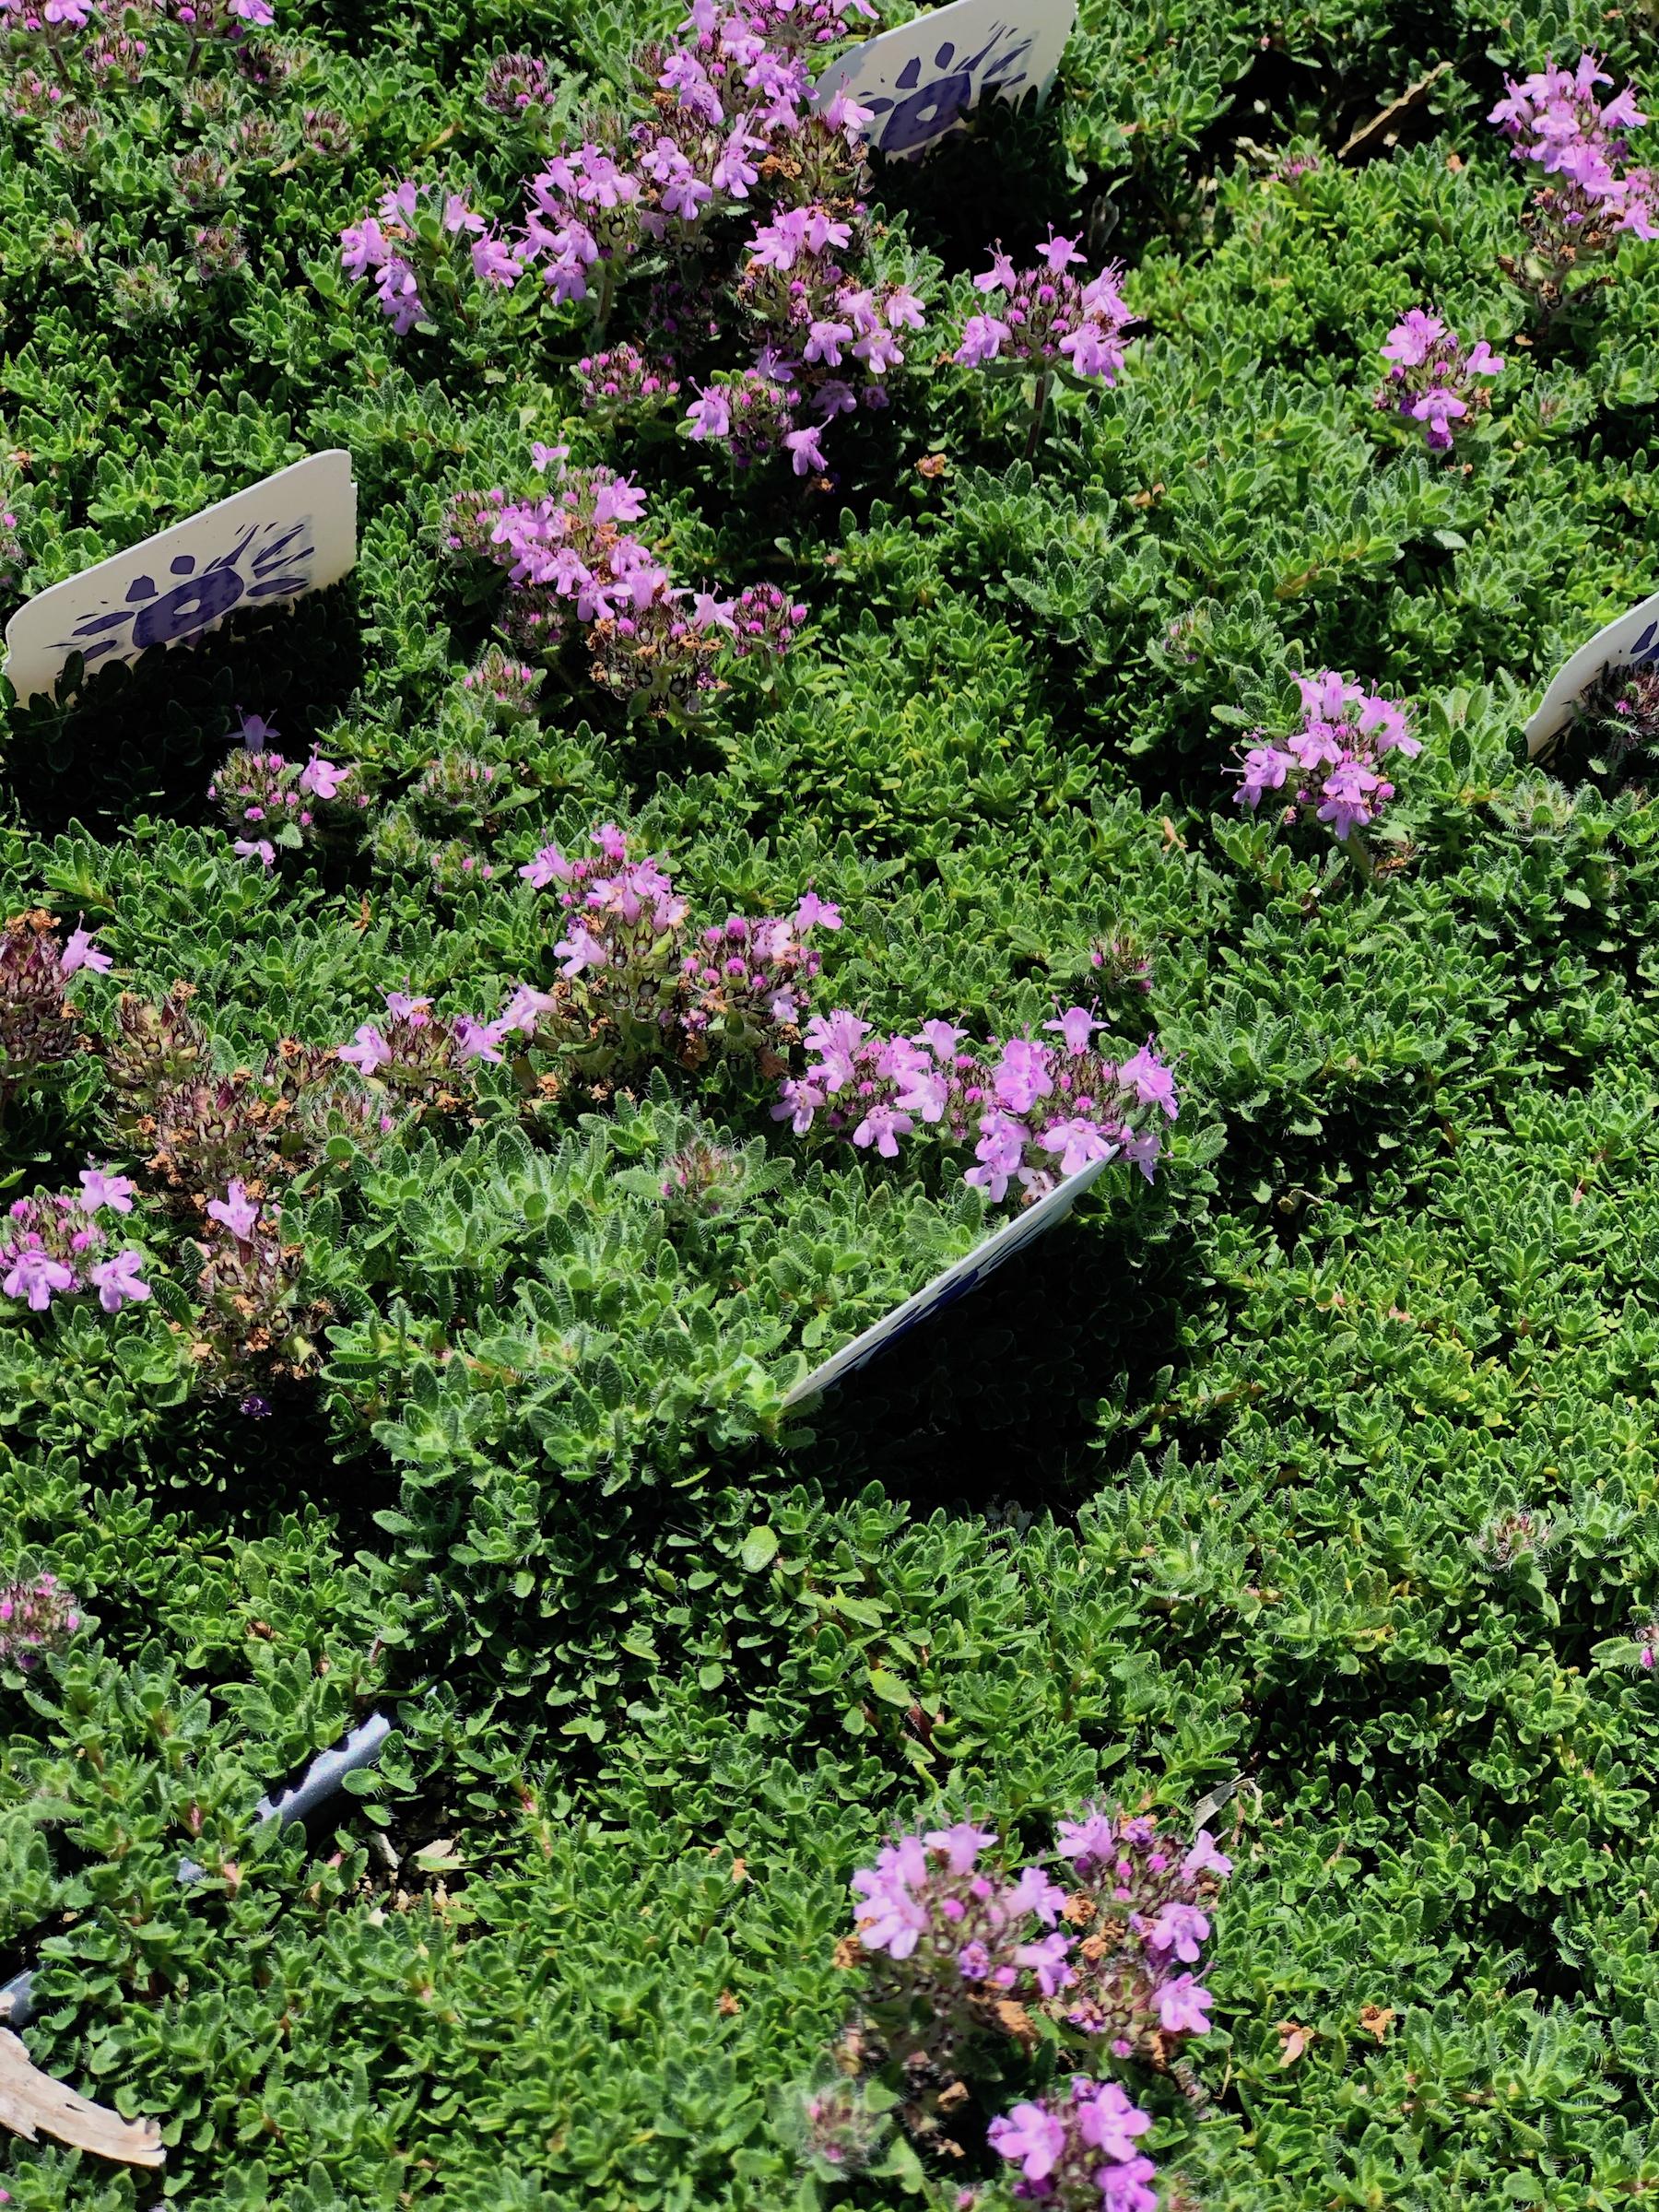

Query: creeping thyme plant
[8,0,1659,2206]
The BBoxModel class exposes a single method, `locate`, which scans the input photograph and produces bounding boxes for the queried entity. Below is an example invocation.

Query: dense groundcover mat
[8,0,1659,2203]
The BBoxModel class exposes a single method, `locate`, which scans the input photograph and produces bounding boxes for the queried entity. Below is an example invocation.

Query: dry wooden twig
[0,2029,165,2168]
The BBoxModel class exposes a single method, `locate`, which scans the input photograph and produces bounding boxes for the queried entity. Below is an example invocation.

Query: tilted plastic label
[1525,584,1659,755]
[4,450,358,707]
[781,1147,1113,1410]
[810,0,1077,160]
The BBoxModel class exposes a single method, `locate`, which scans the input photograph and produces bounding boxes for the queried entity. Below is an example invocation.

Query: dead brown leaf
[1359,2005,1395,2044]
[0,2029,164,2168]
[1275,2019,1315,2067]
[1338,60,1453,163]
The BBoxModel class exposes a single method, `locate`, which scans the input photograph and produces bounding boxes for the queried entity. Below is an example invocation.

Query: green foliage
[6,0,1659,2206]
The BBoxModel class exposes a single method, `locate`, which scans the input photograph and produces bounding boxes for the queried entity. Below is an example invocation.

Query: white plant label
[4,450,358,706]
[1526,584,1659,755]
[811,0,1077,159]
[782,1149,1114,1410]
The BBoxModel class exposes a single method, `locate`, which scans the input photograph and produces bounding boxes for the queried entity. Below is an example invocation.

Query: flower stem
[1024,371,1052,466]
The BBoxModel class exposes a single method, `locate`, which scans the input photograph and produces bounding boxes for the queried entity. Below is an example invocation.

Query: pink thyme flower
[206,1181,261,1241]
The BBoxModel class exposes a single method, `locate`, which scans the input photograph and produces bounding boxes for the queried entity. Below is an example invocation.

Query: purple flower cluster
[844,1811,1232,2196]
[446,449,804,712]
[519,0,875,314]
[1490,53,1656,263]
[851,1814,1229,2057]
[955,233,1135,384]
[208,713,367,866]
[1054,1809,1231,2060]
[0,1573,82,1673]
[773,1006,1177,1205]
[515,820,836,1068]
[336,823,839,1099]
[340,180,521,335]
[1375,310,1502,453]
[587,580,808,712]
[989,2080,1156,2212]
[1,911,108,1100]
[1,0,267,32]
[1,1173,149,1314]
[471,0,923,471]
[711,232,924,471]
[335,991,505,1100]
[194,1179,309,1373]
[853,1820,1074,1994]
[1234,670,1419,841]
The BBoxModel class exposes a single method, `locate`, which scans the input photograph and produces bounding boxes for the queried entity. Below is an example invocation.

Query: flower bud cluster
[1562,656,1659,782]
[574,342,682,427]
[104,986,379,1193]
[481,50,555,117]
[1233,669,1419,841]
[0,1573,82,1673]
[460,643,544,717]
[208,712,368,866]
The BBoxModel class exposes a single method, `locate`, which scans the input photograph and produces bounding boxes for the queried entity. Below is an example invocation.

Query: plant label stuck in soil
[781,1149,1113,1411]
[3,450,358,707]
[811,0,1077,159]
[1526,584,1659,754]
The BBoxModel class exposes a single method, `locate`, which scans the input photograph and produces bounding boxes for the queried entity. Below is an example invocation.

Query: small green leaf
[739,1524,780,1572]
